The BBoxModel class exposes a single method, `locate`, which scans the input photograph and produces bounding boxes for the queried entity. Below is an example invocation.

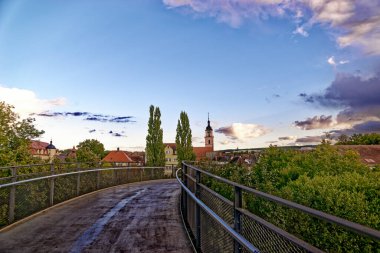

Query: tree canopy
[145,105,165,166]
[176,111,195,166]
[336,133,380,145]
[0,101,44,166]
[76,139,105,162]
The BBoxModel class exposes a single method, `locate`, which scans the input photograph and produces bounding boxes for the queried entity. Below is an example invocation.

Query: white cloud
[327,56,336,65]
[327,56,349,66]
[0,85,66,118]
[293,26,308,37]
[163,0,380,54]
[216,123,271,140]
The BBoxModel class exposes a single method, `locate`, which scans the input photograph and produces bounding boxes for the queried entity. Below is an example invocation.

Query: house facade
[30,140,58,162]
[164,143,177,167]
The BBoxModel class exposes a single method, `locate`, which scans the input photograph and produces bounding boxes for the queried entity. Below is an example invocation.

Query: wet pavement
[0,179,193,253]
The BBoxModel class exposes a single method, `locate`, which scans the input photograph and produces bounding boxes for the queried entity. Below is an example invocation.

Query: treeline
[336,133,380,145]
[202,144,379,252]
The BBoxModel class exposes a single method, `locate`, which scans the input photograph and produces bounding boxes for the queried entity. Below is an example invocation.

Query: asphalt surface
[0,179,193,253]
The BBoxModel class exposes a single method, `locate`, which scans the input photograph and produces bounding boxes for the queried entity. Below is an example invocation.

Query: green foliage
[336,133,380,145]
[145,105,165,166]
[76,139,105,162]
[175,111,196,166]
[0,101,44,167]
[199,144,380,252]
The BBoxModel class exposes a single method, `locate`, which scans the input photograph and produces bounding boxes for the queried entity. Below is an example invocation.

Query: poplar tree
[176,111,195,166]
[145,105,165,166]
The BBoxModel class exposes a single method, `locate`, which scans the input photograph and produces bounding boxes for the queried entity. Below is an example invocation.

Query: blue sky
[1,0,379,150]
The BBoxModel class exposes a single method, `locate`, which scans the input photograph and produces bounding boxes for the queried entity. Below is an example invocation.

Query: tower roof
[46,140,56,150]
[205,113,213,131]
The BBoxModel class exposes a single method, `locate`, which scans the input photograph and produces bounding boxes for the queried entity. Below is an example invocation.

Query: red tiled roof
[102,150,133,163]
[164,143,177,152]
[30,140,49,150]
[336,145,380,165]
[193,146,213,160]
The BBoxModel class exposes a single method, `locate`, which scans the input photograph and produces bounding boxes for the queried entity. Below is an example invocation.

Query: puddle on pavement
[69,189,146,253]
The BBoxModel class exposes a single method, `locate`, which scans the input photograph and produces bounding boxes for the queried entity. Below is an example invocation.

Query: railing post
[112,167,116,185]
[182,162,187,220]
[195,170,201,251]
[151,167,154,179]
[8,166,16,223]
[96,168,100,189]
[234,186,242,253]
[171,164,174,178]
[49,163,55,206]
[76,162,81,196]
[140,168,143,181]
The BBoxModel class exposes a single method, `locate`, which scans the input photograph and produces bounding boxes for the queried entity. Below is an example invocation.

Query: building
[164,115,215,166]
[192,115,214,160]
[30,140,58,162]
[336,145,380,167]
[164,143,177,167]
[102,148,134,166]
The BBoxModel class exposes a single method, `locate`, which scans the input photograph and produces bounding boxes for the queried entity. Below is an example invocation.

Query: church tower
[205,113,214,151]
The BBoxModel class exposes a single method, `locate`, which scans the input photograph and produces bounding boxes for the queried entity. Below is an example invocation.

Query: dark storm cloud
[329,121,380,137]
[108,130,126,137]
[109,116,135,123]
[295,135,322,143]
[294,115,334,130]
[216,126,235,138]
[297,70,380,133]
[32,111,135,124]
[300,71,380,124]
[278,136,296,141]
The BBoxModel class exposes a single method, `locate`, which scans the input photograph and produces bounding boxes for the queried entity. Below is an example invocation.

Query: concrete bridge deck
[0,179,193,253]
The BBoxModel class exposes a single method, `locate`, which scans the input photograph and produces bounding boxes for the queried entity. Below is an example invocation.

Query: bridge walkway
[0,179,193,253]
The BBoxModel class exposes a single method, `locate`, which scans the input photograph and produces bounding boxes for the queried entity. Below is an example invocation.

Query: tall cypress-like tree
[176,111,195,166]
[146,105,165,166]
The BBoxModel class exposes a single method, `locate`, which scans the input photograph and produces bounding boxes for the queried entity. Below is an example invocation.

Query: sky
[0,0,379,151]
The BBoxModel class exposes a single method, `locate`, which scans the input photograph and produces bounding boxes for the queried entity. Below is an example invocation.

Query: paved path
[0,179,193,253]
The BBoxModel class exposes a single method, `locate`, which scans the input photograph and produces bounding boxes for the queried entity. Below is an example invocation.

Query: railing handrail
[0,166,166,189]
[176,168,260,253]
[0,161,145,171]
[182,162,380,241]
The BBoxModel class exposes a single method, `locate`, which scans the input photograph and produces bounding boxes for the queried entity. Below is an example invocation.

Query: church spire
[205,113,214,150]
[206,113,212,131]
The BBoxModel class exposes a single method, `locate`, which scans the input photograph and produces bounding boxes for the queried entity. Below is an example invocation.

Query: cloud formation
[32,111,135,123]
[216,123,271,140]
[294,115,334,130]
[300,70,380,125]
[0,86,66,117]
[295,135,322,143]
[278,136,297,141]
[163,0,380,54]
[329,121,380,136]
[327,56,349,66]
[298,68,380,135]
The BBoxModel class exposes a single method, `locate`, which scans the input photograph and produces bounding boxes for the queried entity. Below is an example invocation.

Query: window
[208,140,211,144]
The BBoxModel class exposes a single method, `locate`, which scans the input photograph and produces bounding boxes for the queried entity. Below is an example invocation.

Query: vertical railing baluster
[234,186,242,253]
[76,163,81,196]
[195,170,201,251]
[49,163,55,206]
[8,166,16,223]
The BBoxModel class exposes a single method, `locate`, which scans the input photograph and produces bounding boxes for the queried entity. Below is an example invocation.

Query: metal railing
[0,162,176,229]
[178,162,380,253]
